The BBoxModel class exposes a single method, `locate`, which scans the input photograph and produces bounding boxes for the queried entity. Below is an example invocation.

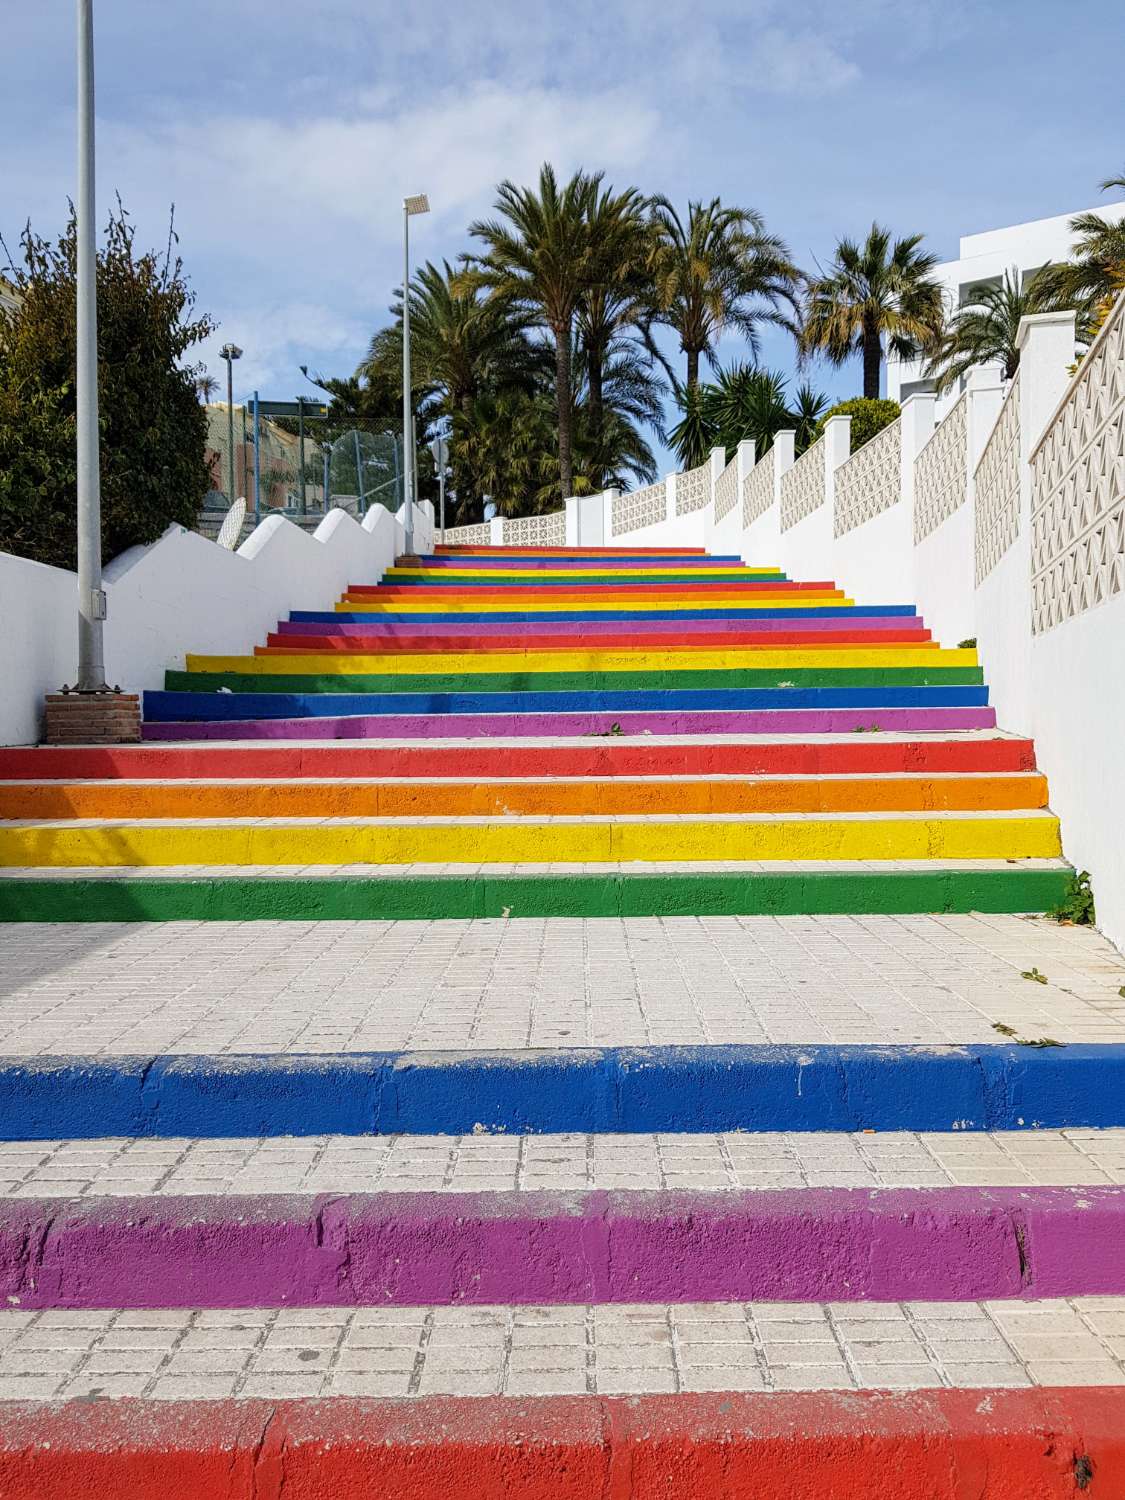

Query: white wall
[1031,596,1125,949]
[0,500,426,746]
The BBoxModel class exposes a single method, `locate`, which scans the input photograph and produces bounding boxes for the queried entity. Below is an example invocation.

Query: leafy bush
[814,396,900,452]
[0,203,214,568]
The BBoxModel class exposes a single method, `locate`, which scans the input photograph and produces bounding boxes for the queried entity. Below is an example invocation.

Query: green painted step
[164,666,986,694]
[0,866,1073,921]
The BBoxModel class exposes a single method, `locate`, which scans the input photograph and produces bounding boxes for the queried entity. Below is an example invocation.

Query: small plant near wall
[957,638,977,649]
[1049,870,1096,927]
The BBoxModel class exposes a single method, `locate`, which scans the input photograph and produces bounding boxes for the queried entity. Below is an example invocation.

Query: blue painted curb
[143,685,990,723]
[2,1045,1122,1139]
[290,605,921,625]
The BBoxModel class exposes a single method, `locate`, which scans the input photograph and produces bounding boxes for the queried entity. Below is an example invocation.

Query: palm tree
[371,259,535,418]
[577,184,654,483]
[195,371,218,403]
[467,164,600,500]
[800,224,943,400]
[646,197,800,392]
[925,268,1052,391]
[668,366,827,468]
[1035,169,1125,332]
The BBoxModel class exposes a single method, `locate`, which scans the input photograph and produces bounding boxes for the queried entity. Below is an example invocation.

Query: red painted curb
[0,738,1038,781]
[0,1388,1121,1498]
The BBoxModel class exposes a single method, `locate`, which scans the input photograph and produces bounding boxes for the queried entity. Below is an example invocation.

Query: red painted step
[0,738,1038,782]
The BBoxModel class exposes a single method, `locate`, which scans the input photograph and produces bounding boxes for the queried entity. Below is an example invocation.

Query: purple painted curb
[274,616,926,638]
[142,706,997,743]
[2,1186,1119,1309]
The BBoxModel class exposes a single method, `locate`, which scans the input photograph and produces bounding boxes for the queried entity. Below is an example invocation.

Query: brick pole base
[44,692,141,745]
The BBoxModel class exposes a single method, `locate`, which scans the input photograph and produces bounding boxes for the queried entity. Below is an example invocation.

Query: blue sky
[4,0,1122,469]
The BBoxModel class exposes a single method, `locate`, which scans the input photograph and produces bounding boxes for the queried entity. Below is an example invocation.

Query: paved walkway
[2,913,1123,1056]
[2,1298,1124,1402]
[3,1129,1125,1196]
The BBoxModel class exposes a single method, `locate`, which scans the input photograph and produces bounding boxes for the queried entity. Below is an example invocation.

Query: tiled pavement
[3,1299,1125,1402]
[4,1129,1125,1196]
[1,913,1124,1055]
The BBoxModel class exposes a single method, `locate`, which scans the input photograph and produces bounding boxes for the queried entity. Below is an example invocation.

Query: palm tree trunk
[588,338,604,490]
[685,347,700,393]
[555,326,574,500]
[862,316,881,400]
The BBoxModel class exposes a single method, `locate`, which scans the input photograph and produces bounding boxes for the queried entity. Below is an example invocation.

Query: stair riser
[0,1186,1118,1307]
[298,606,920,623]
[0,866,1069,921]
[0,1040,1116,1136]
[151,686,990,715]
[0,815,1061,867]
[265,630,935,652]
[0,740,1038,780]
[141,707,999,739]
[277,613,925,636]
[4,1390,1123,1500]
[0,777,1049,820]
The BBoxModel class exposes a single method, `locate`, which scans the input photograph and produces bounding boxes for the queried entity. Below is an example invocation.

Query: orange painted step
[0,773,1050,820]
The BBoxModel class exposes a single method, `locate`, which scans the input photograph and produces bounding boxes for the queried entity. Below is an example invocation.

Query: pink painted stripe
[0,1187,1119,1308]
[275,615,926,638]
[142,706,997,742]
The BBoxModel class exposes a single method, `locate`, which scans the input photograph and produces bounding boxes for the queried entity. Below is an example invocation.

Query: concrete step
[0,733,1040,781]
[4,1382,1123,1497]
[0,858,1075,919]
[140,705,1000,738]
[1,1182,1123,1308]
[0,808,1064,867]
[0,772,1051,820]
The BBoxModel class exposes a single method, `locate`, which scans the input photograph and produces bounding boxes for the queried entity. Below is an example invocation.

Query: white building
[887,200,1125,417]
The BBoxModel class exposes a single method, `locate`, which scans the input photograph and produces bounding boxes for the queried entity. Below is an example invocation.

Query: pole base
[44,691,141,746]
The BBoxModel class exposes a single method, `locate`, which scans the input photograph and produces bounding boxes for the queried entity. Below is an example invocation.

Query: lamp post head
[219,343,243,362]
[404,194,430,217]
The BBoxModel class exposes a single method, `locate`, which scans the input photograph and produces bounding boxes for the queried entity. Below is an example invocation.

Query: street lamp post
[75,0,106,692]
[430,435,448,539]
[402,193,429,556]
[321,441,332,514]
[219,343,242,502]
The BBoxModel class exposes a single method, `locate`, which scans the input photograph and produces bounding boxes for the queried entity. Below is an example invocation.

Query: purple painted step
[142,706,997,742]
[1,1186,1120,1309]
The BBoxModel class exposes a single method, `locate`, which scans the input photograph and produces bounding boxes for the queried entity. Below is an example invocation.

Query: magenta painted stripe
[275,615,927,639]
[2,1187,1121,1309]
[142,706,997,742]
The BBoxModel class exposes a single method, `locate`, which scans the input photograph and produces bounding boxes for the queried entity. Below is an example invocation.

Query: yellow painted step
[333,595,856,615]
[0,811,1062,867]
[184,647,978,676]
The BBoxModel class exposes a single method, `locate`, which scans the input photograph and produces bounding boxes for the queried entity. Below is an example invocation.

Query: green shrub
[0,204,214,569]
[815,397,900,452]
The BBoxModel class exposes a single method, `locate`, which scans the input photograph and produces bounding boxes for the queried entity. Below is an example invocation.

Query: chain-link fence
[201,403,406,540]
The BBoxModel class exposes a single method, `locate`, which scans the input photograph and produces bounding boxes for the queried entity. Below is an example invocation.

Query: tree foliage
[799,224,942,400]
[814,397,900,451]
[925,268,1052,391]
[0,202,214,568]
[646,197,800,392]
[668,366,827,468]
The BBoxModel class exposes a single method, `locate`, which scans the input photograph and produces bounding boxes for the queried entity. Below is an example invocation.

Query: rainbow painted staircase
[5,545,1125,1498]
[0,544,1072,918]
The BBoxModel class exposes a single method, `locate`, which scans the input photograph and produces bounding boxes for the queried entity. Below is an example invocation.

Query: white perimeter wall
[0,501,431,746]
